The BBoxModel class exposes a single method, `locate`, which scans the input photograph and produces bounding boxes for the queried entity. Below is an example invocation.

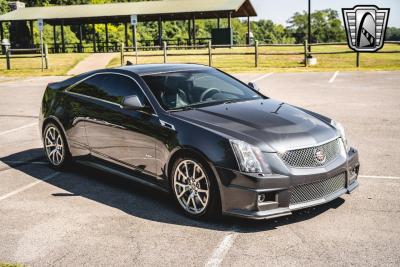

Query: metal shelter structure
[0,0,257,52]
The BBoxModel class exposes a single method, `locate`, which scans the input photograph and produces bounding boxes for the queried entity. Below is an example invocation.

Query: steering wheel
[200,88,221,102]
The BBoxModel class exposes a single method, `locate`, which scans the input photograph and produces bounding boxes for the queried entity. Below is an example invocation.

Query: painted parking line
[360,175,400,180]
[205,228,238,267]
[250,72,274,83]
[0,122,37,136]
[0,172,60,201]
[329,71,339,83]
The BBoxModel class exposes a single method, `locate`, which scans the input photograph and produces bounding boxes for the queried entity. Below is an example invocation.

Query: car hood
[172,99,338,152]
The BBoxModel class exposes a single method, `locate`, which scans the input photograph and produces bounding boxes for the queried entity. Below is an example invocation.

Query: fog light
[258,194,266,203]
[349,165,359,184]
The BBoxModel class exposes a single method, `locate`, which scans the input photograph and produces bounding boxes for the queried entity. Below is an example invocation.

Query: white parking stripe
[329,71,339,83]
[0,172,60,201]
[250,72,273,83]
[205,229,238,267]
[0,122,37,136]
[360,175,400,180]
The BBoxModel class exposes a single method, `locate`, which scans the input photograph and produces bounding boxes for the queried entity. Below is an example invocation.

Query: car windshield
[141,69,263,111]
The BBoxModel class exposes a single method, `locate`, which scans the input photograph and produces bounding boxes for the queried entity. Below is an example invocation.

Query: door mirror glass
[122,95,145,110]
[248,82,260,91]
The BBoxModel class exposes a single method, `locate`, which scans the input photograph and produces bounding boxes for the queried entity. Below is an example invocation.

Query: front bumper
[216,147,360,220]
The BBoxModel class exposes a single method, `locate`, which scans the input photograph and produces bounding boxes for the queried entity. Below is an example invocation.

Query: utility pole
[308,0,311,53]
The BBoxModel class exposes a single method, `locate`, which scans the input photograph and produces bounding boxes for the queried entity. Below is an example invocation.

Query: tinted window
[142,69,262,110]
[70,73,146,104]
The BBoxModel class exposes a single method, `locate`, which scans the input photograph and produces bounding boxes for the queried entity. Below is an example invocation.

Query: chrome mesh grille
[289,173,346,205]
[278,138,341,168]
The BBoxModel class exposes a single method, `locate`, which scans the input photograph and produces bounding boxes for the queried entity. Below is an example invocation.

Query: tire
[170,155,221,219]
[43,122,71,170]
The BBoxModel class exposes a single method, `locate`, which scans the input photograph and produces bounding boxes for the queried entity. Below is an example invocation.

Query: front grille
[289,173,346,206]
[278,138,341,168]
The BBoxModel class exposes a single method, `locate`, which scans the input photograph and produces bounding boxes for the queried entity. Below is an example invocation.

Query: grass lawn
[108,44,400,73]
[0,53,88,77]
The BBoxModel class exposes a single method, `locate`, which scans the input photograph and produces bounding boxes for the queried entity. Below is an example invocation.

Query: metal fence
[120,40,400,68]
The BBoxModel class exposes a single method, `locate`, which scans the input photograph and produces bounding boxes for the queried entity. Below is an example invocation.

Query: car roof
[117,63,211,76]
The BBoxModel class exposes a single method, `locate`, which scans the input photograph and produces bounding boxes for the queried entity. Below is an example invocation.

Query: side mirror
[122,95,145,110]
[248,82,260,91]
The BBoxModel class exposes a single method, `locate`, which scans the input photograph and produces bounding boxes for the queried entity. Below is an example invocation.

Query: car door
[68,73,159,175]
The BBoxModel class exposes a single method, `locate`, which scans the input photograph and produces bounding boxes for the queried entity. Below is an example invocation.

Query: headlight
[230,139,271,173]
[331,120,350,152]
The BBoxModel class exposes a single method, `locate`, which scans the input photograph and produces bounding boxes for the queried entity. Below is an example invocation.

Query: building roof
[0,0,257,24]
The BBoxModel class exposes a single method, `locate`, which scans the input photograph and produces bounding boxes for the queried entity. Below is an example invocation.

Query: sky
[250,0,400,27]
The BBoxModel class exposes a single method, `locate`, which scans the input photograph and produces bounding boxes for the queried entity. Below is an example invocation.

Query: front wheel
[43,123,71,169]
[171,157,220,219]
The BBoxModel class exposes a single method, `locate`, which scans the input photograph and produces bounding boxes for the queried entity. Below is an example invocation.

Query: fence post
[44,44,49,69]
[208,40,212,66]
[163,41,167,63]
[254,40,259,67]
[304,40,308,67]
[5,46,10,70]
[356,52,360,67]
[120,43,124,66]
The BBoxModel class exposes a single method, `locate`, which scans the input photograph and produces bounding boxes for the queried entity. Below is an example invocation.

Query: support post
[304,39,308,67]
[105,23,109,52]
[29,21,34,47]
[247,16,251,45]
[52,25,57,53]
[92,24,96,53]
[78,24,83,53]
[228,12,232,46]
[124,22,129,46]
[61,22,65,53]
[40,28,44,71]
[0,22,3,44]
[44,43,49,69]
[6,46,10,70]
[132,23,136,50]
[120,43,124,66]
[356,52,360,67]
[163,41,167,63]
[187,19,191,45]
[208,40,212,66]
[254,40,258,67]
[133,24,138,64]
[158,17,162,47]
[60,22,65,53]
[217,18,220,28]
[192,15,196,46]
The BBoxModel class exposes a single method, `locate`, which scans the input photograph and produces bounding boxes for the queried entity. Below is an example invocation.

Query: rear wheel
[43,123,71,169]
[171,157,220,219]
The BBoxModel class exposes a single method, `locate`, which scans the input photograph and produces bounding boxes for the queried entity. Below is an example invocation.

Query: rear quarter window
[69,73,146,104]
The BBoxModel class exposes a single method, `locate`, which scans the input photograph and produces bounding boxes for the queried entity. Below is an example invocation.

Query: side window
[70,73,146,104]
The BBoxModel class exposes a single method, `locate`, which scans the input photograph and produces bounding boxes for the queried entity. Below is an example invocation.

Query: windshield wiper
[169,106,195,112]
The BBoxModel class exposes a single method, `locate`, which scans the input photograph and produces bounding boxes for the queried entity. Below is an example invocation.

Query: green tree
[287,9,346,43]
[386,27,400,41]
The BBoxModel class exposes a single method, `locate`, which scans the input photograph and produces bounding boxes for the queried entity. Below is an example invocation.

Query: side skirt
[76,158,169,194]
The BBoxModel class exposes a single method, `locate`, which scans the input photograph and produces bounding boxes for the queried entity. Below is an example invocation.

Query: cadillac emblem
[314,148,326,164]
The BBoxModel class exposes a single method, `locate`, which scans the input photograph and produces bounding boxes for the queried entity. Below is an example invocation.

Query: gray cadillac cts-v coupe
[39,64,359,220]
